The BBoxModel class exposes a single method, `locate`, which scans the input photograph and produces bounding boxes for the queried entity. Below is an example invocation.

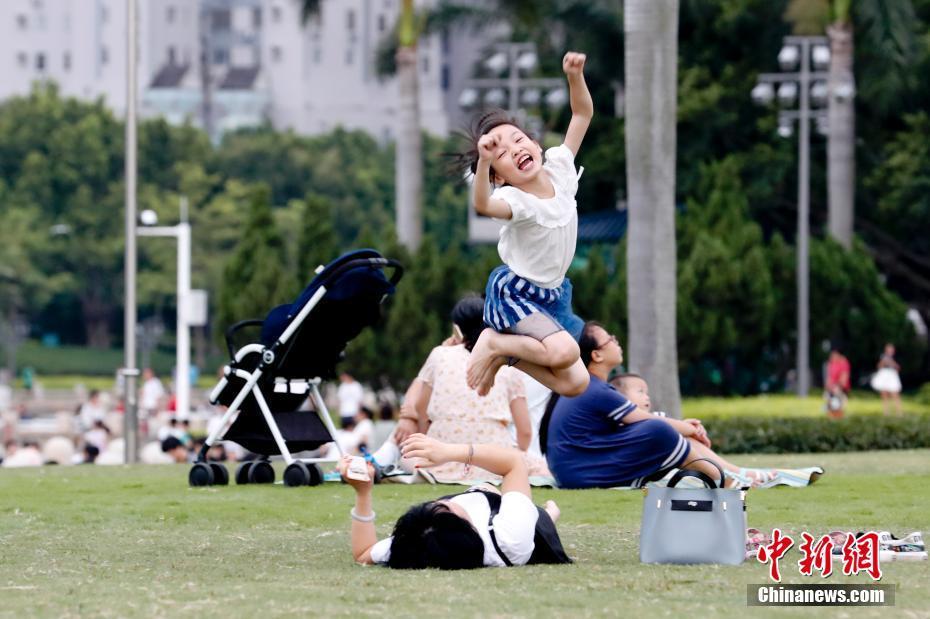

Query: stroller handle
[224,318,265,359]
[316,256,404,289]
[221,256,404,360]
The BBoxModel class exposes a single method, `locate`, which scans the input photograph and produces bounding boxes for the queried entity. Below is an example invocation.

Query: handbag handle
[667,458,726,489]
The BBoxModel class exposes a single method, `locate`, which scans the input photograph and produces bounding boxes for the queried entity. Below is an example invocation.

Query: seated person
[371,295,550,482]
[611,373,774,486]
[542,322,772,489]
[339,434,570,569]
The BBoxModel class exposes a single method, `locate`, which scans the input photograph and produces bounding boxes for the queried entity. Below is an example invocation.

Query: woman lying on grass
[338,435,571,569]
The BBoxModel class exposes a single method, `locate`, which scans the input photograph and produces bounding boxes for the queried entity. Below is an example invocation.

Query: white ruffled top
[491,144,582,289]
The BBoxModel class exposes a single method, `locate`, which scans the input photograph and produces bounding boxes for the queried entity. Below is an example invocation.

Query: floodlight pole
[123,0,140,464]
[756,36,828,397]
[797,39,811,399]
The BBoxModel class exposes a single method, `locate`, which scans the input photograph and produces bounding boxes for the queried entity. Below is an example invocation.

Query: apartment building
[1,0,489,141]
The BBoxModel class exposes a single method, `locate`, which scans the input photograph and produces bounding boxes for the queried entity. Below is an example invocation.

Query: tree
[676,158,777,392]
[785,0,918,248]
[624,0,682,416]
[216,185,296,339]
[295,193,338,281]
[864,111,930,321]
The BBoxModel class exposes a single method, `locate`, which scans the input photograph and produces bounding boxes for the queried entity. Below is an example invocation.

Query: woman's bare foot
[467,329,505,392]
[544,500,561,523]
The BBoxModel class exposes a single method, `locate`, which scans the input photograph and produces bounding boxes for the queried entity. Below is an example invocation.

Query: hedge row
[702,414,930,454]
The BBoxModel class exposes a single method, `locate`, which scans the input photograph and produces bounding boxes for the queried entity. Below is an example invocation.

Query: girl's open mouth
[517,154,533,171]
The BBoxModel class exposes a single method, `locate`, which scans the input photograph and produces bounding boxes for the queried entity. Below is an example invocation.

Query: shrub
[916,383,930,406]
[704,414,930,454]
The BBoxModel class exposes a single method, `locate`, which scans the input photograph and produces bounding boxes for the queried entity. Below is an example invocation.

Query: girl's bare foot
[544,500,561,523]
[475,356,507,396]
[467,329,503,391]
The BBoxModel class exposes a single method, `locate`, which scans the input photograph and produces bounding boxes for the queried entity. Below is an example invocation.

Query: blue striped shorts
[483,265,584,341]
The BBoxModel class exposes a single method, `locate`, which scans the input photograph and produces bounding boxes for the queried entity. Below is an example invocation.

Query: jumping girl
[462,51,593,398]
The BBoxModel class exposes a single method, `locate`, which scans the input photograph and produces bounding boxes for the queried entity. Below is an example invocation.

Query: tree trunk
[827,21,855,248]
[395,45,423,251]
[82,294,112,349]
[624,0,682,417]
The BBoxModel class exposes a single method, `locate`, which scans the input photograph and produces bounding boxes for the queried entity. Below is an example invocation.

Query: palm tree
[786,0,917,249]
[825,0,855,248]
[623,0,682,417]
[395,0,423,251]
[301,0,422,250]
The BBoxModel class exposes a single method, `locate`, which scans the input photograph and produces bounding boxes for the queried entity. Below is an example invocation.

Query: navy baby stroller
[189,249,403,487]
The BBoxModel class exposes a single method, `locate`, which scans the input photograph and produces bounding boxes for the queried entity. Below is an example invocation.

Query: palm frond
[853,0,918,112]
[854,0,917,67]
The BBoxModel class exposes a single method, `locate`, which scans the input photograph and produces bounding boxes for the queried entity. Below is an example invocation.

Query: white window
[252,7,262,27]
[272,46,282,62]
[166,6,176,23]
[272,6,281,23]
[63,52,71,71]
[101,5,108,23]
[16,14,27,29]
[36,52,46,71]
[17,52,28,68]
[101,46,109,65]
[347,10,355,30]
[422,56,429,74]
[168,46,176,65]
[378,14,386,32]
[313,48,321,64]
[346,48,353,65]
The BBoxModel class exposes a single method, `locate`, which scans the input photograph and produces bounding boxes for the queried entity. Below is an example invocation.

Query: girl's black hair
[387,501,485,570]
[448,109,535,180]
[451,294,487,352]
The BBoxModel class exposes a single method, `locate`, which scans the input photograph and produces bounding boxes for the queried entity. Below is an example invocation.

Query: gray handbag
[639,458,746,565]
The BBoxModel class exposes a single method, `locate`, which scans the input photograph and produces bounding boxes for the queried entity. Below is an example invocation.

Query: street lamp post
[752,36,830,397]
[458,42,567,242]
[123,0,140,464]
[138,198,192,420]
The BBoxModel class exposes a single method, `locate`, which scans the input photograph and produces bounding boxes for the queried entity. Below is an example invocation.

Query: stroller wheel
[248,460,275,484]
[284,462,310,487]
[235,461,254,485]
[189,463,215,487]
[209,463,229,486]
[307,464,324,487]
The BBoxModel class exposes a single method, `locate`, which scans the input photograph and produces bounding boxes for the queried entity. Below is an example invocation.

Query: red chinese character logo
[841,532,882,580]
[757,528,795,582]
[797,533,834,577]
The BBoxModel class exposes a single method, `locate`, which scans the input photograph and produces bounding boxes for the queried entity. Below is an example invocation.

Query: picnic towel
[324,467,822,489]
[323,468,558,487]
[607,466,825,490]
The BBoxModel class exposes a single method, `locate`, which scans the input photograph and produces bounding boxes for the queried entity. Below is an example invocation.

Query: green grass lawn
[1,450,928,618]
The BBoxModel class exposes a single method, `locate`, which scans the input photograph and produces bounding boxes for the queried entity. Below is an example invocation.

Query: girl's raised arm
[562,51,593,156]
[473,133,513,219]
